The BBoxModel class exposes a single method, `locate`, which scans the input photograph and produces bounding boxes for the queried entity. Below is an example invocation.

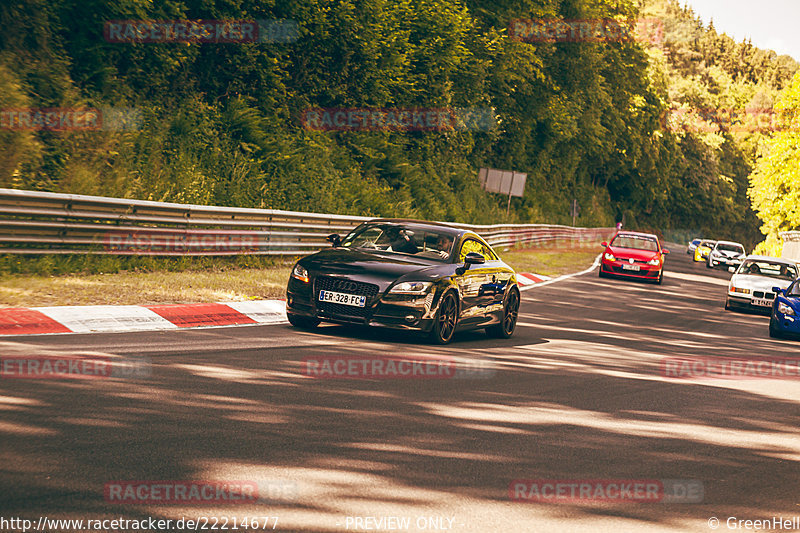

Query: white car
[707,240,746,270]
[726,255,798,313]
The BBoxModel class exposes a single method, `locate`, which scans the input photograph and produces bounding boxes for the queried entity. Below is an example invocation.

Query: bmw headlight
[778,301,795,316]
[730,286,750,294]
[604,252,615,261]
[389,281,433,294]
[647,257,661,266]
[291,263,309,283]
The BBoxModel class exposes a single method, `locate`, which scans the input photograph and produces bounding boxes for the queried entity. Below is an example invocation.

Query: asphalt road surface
[2,249,799,533]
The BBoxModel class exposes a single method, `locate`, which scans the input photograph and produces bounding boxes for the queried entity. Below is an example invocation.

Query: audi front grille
[314,276,379,319]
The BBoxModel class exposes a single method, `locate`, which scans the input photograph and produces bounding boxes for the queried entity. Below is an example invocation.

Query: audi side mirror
[601,242,608,247]
[457,252,485,275]
[662,249,670,255]
[327,233,341,247]
[464,252,485,265]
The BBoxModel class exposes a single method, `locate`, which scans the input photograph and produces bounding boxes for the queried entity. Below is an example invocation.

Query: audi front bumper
[287,276,439,332]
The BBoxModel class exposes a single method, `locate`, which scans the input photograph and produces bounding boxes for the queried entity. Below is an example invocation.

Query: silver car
[726,255,798,313]
[707,240,746,270]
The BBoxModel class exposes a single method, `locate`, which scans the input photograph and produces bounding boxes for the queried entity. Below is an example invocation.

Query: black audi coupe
[285,219,521,344]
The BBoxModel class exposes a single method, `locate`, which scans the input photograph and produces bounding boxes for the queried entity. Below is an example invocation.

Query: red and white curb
[0,300,287,336]
[0,263,597,336]
[516,272,552,286]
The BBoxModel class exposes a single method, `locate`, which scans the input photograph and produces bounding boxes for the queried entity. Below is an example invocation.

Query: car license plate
[318,290,366,307]
[752,298,772,307]
[622,264,641,271]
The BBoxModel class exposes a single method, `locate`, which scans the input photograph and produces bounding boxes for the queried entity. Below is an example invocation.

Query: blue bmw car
[769,280,800,338]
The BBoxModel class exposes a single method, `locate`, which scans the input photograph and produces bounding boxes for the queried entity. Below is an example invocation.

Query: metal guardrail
[0,188,615,256]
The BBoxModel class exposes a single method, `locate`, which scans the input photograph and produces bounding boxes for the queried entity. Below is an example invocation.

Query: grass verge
[501,247,600,278]
[0,246,600,308]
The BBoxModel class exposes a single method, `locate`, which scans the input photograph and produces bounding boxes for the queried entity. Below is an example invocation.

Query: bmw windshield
[342,223,456,262]
[737,260,797,280]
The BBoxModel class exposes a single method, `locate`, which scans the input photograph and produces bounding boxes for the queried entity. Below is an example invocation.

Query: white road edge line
[518,254,602,292]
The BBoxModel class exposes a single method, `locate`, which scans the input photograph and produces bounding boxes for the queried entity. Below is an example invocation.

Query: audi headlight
[389,281,433,294]
[291,263,309,283]
[647,257,661,266]
[604,252,615,261]
[778,301,795,316]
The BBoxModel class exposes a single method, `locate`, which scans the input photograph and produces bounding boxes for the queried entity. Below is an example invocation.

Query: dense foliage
[647,0,797,249]
[747,71,800,255]
[0,0,795,246]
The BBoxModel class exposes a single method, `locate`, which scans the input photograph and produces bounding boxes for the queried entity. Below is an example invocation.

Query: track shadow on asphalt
[1,250,799,531]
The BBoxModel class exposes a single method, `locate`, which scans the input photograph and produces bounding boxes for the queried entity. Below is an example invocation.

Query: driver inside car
[435,234,453,259]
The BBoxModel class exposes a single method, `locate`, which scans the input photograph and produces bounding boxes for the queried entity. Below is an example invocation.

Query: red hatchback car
[599,232,669,284]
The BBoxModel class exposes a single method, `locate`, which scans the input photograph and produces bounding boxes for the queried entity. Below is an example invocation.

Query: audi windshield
[342,223,456,261]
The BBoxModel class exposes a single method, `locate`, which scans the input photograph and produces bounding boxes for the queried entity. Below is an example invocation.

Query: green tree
[748,72,800,255]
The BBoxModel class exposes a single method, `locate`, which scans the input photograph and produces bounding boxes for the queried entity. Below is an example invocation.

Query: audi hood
[298,247,448,288]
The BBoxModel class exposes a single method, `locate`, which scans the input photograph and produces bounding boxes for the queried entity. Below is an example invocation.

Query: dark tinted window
[342,223,456,261]
[716,243,744,254]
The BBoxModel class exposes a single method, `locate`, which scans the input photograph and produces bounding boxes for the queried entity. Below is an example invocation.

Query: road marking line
[519,254,602,292]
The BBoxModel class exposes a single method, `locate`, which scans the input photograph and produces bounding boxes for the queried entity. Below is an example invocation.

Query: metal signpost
[570,199,580,227]
[478,168,527,218]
